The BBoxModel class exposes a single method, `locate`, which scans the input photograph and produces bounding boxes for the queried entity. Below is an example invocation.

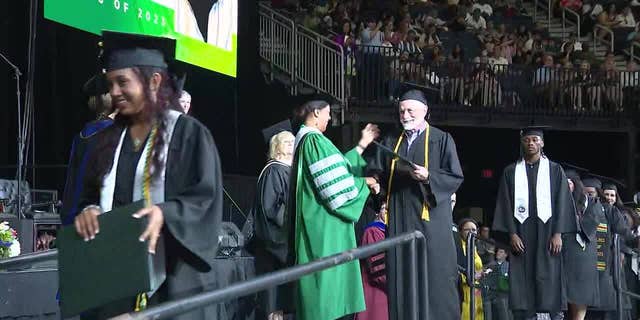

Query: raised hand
[358,123,380,149]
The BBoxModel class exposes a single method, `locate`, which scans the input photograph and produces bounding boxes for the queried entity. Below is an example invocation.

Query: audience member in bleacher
[466,8,488,30]
[621,59,640,109]
[533,54,558,107]
[568,60,599,110]
[619,6,637,28]
[595,3,622,39]
[361,16,384,48]
[283,0,637,111]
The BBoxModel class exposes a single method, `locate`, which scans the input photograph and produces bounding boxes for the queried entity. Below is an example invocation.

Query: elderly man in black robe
[492,126,576,320]
[369,89,464,320]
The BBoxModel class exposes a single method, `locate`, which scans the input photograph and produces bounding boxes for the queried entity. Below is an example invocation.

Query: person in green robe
[289,100,380,320]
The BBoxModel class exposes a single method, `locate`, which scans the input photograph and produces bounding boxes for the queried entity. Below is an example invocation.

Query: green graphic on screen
[44,0,237,77]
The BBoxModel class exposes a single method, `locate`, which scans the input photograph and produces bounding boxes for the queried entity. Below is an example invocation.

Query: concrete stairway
[521,0,628,69]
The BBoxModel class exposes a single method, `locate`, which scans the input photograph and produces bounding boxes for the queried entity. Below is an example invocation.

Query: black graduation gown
[249,160,293,315]
[591,204,634,312]
[369,126,464,320]
[78,114,224,320]
[563,198,604,307]
[492,160,576,315]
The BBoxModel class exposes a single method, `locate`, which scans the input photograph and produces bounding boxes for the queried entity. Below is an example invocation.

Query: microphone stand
[0,51,24,219]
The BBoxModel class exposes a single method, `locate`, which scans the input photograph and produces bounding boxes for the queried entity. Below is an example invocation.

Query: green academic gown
[290,125,370,320]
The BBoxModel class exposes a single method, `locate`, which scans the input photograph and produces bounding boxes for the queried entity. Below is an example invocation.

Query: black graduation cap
[101,31,176,71]
[520,125,551,139]
[582,175,602,189]
[397,82,439,105]
[261,119,292,145]
[82,73,108,96]
[560,162,590,182]
[599,175,626,192]
[400,89,428,106]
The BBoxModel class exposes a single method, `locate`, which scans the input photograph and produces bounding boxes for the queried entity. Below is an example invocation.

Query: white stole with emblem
[514,156,552,224]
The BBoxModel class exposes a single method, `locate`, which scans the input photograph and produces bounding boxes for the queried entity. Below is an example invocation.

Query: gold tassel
[385,124,431,223]
[135,292,148,312]
[421,125,431,221]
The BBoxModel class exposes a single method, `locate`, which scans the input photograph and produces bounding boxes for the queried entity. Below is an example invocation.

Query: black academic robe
[61,119,113,225]
[249,160,293,315]
[369,126,464,320]
[492,160,576,315]
[591,204,635,312]
[563,197,604,307]
[78,114,223,320]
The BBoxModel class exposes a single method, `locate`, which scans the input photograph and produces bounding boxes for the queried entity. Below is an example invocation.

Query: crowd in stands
[270,0,640,110]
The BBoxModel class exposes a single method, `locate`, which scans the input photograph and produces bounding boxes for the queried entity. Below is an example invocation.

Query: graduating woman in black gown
[562,170,603,320]
[73,31,223,319]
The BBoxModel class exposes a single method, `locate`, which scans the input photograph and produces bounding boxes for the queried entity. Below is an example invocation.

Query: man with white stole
[492,126,576,320]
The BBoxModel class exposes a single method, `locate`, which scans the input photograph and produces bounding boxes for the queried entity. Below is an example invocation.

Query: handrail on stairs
[534,0,552,32]
[593,24,615,53]
[258,1,347,122]
[258,2,296,94]
[631,41,640,63]
[561,7,581,40]
[295,24,346,115]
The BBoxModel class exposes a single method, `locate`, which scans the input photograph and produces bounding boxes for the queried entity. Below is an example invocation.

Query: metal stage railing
[0,249,57,270]
[460,233,511,320]
[613,235,640,320]
[466,232,477,320]
[111,231,427,320]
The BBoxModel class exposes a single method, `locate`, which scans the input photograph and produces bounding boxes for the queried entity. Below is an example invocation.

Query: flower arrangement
[0,221,20,259]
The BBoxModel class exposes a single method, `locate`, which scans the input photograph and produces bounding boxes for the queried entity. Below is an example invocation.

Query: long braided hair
[84,66,182,200]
